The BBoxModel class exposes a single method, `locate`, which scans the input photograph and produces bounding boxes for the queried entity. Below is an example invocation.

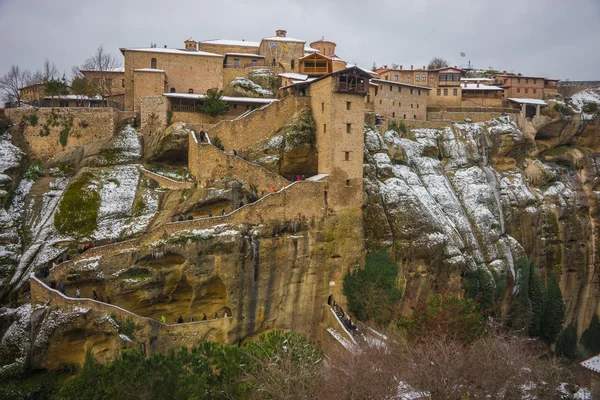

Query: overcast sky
[1,0,599,80]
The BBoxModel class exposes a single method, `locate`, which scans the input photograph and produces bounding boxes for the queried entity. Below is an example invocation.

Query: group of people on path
[332,300,359,335]
[166,311,230,324]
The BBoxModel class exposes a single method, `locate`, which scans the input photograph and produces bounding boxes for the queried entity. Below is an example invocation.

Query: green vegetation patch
[545,145,570,157]
[343,250,402,326]
[54,172,100,238]
[581,314,600,355]
[24,160,44,181]
[23,113,39,127]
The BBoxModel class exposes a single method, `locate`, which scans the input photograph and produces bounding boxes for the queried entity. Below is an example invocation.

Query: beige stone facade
[259,30,305,73]
[122,48,223,111]
[5,107,123,160]
[80,69,126,99]
[377,66,463,107]
[20,83,47,103]
[369,79,430,120]
[198,40,260,56]
[493,73,559,100]
[140,95,168,133]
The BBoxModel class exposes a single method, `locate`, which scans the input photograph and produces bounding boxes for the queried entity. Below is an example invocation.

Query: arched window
[291,59,295,70]
[188,89,193,94]
[151,58,157,69]
[170,87,176,93]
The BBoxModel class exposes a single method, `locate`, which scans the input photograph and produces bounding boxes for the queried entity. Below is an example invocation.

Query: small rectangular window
[346,101,351,110]
[416,75,420,81]
[418,89,421,95]
[417,104,419,109]
[389,85,392,91]
[411,104,413,108]
[392,112,395,118]
[393,75,398,81]
[453,88,457,96]
[233,59,239,67]
[392,101,395,106]
[410,89,414,95]
[444,88,448,96]
[398,87,401,92]
[346,123,351,133]
[321,103,324,112]
[346,179,351,186]
[430,77,435,83]
[421,74,426,81]
[517,88,521,93]
[233,104,237,109]
[437,89,441,96]
[533,88,537,94]
[121,79,125,87]
[407,77,411,83]
[344,151,350,161]
[525,88,529,94]
[323,124,327,133]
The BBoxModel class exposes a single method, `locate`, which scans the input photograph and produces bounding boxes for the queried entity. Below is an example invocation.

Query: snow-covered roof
[134,68,165,73]
[121,47,222,57]
[581,355,600,374]
[508,98,548,106]
[371,78,432,90]
[199,39,260,47]
[262,36,305,43]
[279,72,309,81]
[346,63,379,76]
[304,46,319,53]
[43,95,103,100]
[461,77,494,82]
[164,93,276,104]
[462,83,503,91]
[224,52,264,58]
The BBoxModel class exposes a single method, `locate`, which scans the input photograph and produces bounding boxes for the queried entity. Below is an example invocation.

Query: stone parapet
[140,166,193,190]
[206,95,311,150]
[188,132,289,195]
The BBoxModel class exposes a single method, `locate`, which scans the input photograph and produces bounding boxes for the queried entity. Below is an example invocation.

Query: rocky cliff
[1,90,600,370]
[364,92,600,329]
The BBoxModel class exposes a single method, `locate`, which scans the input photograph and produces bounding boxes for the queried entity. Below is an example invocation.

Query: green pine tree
[199,88,229,117]
[528,261,545,337]
[581,314,600,355]
[555,323,578,360]
[539,270,565,344]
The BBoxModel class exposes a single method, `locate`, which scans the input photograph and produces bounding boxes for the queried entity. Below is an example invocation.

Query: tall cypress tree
[581,314,600,355]
[540,271,565,344]
[528,262,545,337]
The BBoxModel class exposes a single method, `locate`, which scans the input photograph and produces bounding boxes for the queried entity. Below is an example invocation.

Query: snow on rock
[230,77,273,96]
[0,133,24,176]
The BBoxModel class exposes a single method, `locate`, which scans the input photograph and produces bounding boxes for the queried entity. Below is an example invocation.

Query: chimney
[410,65,413,70]
[400,65,403,70]
[454,65,457,69]
[503,70,507,74]
[164,45,167,48]
[477,82,480,88]
[276,29,287,38]
[423,65,425,70]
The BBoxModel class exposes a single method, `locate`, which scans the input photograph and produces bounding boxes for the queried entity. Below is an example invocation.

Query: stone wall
[140,167,193,190]
[5,107,120,161]
[188,133,290,195]
[171,111,224,125]
[207,95,311,150]
[133,70,166,112]
[198,43,260,56]
[30,275,231,367]
[370,81,429,120]
[140,95,167,133]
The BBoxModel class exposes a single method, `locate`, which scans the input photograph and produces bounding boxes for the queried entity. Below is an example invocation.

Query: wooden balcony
[301,66,329,74]
[337,82,367,94]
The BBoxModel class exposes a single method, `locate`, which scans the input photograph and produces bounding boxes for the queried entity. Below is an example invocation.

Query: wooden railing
[171,104,197,113]
[446,106,519,114]
[223,62,266,70]
[301,66,329,74]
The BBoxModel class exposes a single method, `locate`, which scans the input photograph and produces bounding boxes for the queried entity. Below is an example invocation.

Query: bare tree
[428,57,449,70]
[0,65,30,107]
[27,59,59,85]
[80,45,123,102]
[390,63,399,70]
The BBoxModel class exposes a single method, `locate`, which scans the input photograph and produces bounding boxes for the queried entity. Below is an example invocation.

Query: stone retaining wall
[140,167,193,190]
[207,95,311,150]
[6,107,122,160]
[188,132,289,195]
[30,275,231,365]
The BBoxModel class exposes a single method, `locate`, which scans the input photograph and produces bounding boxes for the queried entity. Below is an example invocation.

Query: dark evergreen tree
[199,88,228,117]
[528,261,545,337]
[540,271,565,344]
[581,314,600,355]
[555,323,578,360]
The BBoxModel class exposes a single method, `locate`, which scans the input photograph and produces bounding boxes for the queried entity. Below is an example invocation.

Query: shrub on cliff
[398,294,485,344]
[343,250,401,326]
[59,331,321,400]
[581,314,600,355]
[510,258,545,336]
